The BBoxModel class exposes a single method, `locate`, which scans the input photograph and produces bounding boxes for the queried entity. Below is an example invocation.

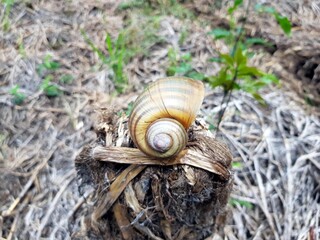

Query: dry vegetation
[0,0,319,239]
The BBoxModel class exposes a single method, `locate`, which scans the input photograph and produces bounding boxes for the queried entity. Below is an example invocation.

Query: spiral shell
[128,77,205,158]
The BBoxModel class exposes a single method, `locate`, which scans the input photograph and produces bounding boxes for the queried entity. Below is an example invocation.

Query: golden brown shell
[128,77,205,158]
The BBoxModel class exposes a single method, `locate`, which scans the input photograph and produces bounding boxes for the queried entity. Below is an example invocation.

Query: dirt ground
[0,0,319,239]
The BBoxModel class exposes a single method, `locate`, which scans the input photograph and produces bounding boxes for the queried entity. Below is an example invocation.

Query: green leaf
[228,0,243,14]
[209,73,227,88]
[167,48,177,63]
[115,57,124,83]
[12,93,25,105]
[251,92,266,105]
[253,80,269,88]
[254,4,291,36]
[41,75,61,97]
[175,62,192,74]
[83,30,128,94]
[41,75,52,86]
[260,74,280,84]
[209,28,232,40]
[37,55,60,74]
[237,65,263,77]
[116,33,124,49]
[234,47,247,66]
[43,85,61,97]
[245,37,272,47]
[43,55,60,70]
[81,30,108,63]
[125,102,134,116]
[47,61,60,70]
[274,14,292,36]
[234,0,243,7]
[220,54,234,66]
[166,66,176,76]
[10,85,26,105]
[3,0,15,6]
[9,85,19,95]
[105,34,114,58]
[230,198,253,209]
[232,162,243,169]
[209,69,236,89]
[18,43,26,57]
[187,71,205,80]
[181,52,192,61]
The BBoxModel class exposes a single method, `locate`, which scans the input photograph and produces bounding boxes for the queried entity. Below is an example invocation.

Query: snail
[128,77,205,158]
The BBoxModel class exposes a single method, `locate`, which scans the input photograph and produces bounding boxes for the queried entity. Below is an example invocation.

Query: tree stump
[73,108,233,240]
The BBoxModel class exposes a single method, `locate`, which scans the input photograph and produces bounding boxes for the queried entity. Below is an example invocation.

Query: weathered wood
[74,110,233,240]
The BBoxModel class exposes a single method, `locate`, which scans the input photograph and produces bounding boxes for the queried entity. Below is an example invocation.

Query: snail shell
[128,77,205,158]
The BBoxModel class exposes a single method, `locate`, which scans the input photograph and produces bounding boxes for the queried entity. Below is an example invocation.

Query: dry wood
[74,110,233,239]
[92,145,231,180]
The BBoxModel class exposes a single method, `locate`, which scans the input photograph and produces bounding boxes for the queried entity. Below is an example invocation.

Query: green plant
[37,54,60,75]
[118,0,145,10]
[232,161,243,169]
[116,102,134,117]
[17,36,27,58]
[207,0,291,129]
[36,55,73,97]
[209,47,279,104]
[102,33,128,93]
[125,102,134,116]
[82,31,128,93]
[1,0,14,31]
[59,74,74,84]
[230,198,253,209]
[10,85,26,105]
[40,75,61,97]
[255,4,292,36]
[178,27,189,45]
[166,48,205,80]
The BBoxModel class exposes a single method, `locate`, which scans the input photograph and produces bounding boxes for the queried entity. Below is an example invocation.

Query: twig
[36,170,75,239]
[253,155,279,240]
[2,145,60,217]
[276,107,294,238]
[6,213,19,240]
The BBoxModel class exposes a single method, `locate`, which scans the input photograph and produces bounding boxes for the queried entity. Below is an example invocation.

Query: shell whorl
[128,77,205,158]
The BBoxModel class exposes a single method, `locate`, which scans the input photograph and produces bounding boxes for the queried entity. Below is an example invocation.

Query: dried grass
[0,0,319,239]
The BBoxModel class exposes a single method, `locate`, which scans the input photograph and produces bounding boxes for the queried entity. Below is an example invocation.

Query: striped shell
[128,77,205,158]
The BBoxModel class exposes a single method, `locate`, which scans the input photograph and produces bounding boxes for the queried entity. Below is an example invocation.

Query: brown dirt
[0,0,319,239]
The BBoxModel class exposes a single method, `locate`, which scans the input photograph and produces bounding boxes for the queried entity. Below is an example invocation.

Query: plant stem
[216,0,251,132]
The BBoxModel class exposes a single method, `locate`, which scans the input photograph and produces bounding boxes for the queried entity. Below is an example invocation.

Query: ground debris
[0,0,319,239]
